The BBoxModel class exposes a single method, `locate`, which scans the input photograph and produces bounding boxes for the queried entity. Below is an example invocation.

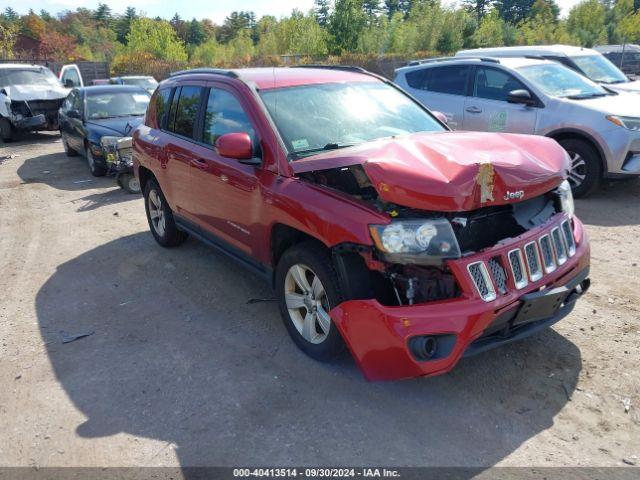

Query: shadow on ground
[576,178,640,227]
[36,232,582,468]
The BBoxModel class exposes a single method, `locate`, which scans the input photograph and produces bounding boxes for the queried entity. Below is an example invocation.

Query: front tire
[86,147,107,177]
[275,242,345,361]
[143,178,188,247]
[0,117,14,142]
[117,173,141,194]
[559,138,602,198]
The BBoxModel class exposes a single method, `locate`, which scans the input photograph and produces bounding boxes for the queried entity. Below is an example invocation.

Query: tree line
[0,0,638,77]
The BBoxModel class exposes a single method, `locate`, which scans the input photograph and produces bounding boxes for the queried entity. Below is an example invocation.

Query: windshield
[259,81,445,158]
[572,55,628,84]
[122,77,158,89]
[518,63,609,99]
[86,91,150,119]
[0,67,61,88]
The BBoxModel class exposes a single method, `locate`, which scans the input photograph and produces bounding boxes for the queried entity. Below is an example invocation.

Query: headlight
[606,115,640,132]
[100,136,120,164]
[369,219,461,265]
[556,179,574,217]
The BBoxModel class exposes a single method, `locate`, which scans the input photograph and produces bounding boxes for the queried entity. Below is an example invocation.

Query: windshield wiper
[293,142,357,157]
[564,92,609,100]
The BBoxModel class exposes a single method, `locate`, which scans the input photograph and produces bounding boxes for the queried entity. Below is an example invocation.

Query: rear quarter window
[428,65,470,96]
[153,88,171,129]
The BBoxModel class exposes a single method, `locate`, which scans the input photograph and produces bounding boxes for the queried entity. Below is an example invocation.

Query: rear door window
[405,69,431,90]
[427,65,470,96]
[168,86,203,139]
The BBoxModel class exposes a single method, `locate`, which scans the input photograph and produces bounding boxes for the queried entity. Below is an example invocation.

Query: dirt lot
[0,132,638,469]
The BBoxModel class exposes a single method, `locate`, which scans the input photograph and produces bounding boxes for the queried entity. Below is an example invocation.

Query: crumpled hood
[2,84,69,101]
[291,131,569,212]
[606,80,640,94]
[86,116,144,137]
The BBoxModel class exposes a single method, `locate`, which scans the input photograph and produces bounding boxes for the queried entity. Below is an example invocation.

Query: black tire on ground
[275,242,346,362]
[86,146,107,177]
[61,134,78,157]
[0,117,14,142]
[117,173,141,194]
[558,138,602,198]
[143,177,188,247]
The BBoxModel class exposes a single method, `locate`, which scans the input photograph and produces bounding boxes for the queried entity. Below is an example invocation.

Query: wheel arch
[546,128,607,172]
[137,165,155,194]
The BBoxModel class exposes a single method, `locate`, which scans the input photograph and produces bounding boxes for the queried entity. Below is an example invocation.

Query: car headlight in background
[606,115,640,132]
[369,219,461,265]
[556,179,575,217]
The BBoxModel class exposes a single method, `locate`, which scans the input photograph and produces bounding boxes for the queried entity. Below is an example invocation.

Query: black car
[58,86,150,183]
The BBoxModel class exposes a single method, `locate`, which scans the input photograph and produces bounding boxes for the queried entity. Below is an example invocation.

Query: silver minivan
[394,56,640,197]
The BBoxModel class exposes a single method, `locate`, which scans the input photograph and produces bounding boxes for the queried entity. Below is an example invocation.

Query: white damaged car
[0,64,69,142]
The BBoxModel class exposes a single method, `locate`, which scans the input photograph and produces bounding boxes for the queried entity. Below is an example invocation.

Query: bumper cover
[329,215,590,381]
[14,114,47,130]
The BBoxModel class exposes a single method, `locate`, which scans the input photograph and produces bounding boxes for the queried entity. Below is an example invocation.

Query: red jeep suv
[133,66,590,381]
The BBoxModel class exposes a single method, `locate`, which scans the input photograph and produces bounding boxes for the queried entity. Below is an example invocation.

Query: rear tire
[0,117,14,142]
[62,134,78,156]
[143,177,188,247]
[275,242,346,362]
[558,138,602,198]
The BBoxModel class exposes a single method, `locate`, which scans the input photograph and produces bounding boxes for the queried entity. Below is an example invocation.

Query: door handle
[190,158,207,169]
[466,106,482,114]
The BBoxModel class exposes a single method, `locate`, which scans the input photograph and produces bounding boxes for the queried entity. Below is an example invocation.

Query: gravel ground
[0,132,638,469]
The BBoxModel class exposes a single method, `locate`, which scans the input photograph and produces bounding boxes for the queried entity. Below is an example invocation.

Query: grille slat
[467,261,496,302]
[551,227,568,265]
[508,249,528,289]
[524,241,543,282]
[488,257,508,294]
[539,235,557,274]
[561,220,576,257]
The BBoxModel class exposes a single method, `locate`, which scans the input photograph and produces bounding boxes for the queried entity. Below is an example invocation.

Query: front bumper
[13,114,47,131]
[601,126,640,177]
[329,215,590,381]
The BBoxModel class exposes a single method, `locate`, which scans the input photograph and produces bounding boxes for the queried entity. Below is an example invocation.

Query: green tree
[186,18,206,46]
[330,0,367,53]
[495,0,535,24]
[94,3,112,28]
[463,0,494,22]
[125,17,188,62]
[2,7,19,23]
[618,10,640,42]
[314,0,331,26]
[0,22,19,58]
[473,8,508,46]
[116,7,137,44]
[566,0,608,47]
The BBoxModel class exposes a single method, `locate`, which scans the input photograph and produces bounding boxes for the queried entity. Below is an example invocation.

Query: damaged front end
[299,159,589,381]
[7,98,63,131]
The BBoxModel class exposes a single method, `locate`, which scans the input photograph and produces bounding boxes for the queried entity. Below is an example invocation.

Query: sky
[6,0,586,23]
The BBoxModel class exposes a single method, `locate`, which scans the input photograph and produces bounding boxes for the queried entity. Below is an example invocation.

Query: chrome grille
[524,241,543,282]
[561,220,576,257]
[488,257,507,294]
[551,227,567,265]
[467,261,496,302]
[508,249,528,289]
[539,235,556,273]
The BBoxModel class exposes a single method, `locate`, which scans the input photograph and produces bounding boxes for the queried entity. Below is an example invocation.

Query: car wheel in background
[86,147,107,177]
[61,135,78,157]
[559,138,602,198]
[0,117,14,142]
[143,178,188,247]
[275,242,346,361]
[117,173,141,194]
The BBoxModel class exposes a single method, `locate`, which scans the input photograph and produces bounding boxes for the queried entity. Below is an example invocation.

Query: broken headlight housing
[556,179,574,217]
[369,219,461,265]
[101,136,133,167]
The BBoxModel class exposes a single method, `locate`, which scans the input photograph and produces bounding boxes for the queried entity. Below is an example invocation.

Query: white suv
[456,45,640,94]
[394,56,640,197]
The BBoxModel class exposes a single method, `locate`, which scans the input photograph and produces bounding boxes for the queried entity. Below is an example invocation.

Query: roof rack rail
[169,68,238,78]
[407,56,500,66]
[293,64,368,73]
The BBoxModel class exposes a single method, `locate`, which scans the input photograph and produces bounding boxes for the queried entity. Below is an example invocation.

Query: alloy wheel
[567,151,586,189]
[284,264,331,344]
[148,189,166,237]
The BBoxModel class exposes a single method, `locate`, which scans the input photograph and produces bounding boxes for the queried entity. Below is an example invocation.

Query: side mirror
[507,89,534,106]
[64,79,75,88]
[432,111,448,125]
[215,132,253,160]
[67,109,81,119]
